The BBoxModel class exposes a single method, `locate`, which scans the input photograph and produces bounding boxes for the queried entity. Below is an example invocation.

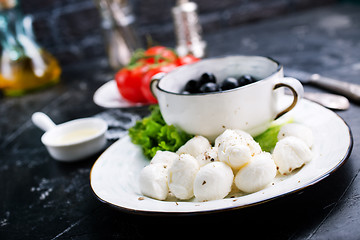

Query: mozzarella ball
[139,163,169,200]
[244,138,262,156]
[168,154,200,200]
[215,129,256,146]
[218,143,252,170]
[216,129,261,170]
[176,136,211,158]
[233,129,254,140]
[234,130,263,156]
[272,136,313,175]
[194,162,234,202]
[215,129,243,148]
[234,152,277,193]
[196,147,219,167]
[150,150,179,169]
[277,123,314,148]
[216,129,262,155]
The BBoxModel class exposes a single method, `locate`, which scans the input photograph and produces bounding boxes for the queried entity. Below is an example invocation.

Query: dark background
[21,0,341,69]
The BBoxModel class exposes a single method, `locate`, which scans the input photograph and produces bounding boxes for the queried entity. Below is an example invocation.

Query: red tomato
[115,46,200,104]
[115,64,149,103]
[177,54,200,65]
[144,46,178,64]
[141,63,178,104]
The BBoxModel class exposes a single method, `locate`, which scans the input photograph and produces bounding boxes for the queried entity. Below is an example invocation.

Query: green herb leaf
[127,48,145,66]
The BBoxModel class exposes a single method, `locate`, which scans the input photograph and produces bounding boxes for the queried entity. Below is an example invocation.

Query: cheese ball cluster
[139,124,313,202]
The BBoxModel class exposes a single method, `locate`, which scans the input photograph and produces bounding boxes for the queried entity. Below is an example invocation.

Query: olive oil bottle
[0,0,61,96]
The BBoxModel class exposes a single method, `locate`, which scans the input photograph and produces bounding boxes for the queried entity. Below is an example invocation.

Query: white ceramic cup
[151,55,304,141]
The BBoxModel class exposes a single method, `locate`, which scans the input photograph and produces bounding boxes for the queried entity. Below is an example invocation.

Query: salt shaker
[172,0,206,58]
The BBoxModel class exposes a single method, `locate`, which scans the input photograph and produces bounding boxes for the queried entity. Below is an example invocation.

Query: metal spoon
[285,68,360,103]
[286,91,350,110]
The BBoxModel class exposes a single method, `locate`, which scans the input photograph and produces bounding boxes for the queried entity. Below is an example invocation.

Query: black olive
[238,75,257,87]
[184,79,199,93]
[220,77,239,91]
[183,73,257,94]
[199,82,219,93]
[199,72,216,86]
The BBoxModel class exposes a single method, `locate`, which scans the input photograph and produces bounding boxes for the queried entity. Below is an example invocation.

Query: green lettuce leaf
[254,118,294,153]
[128,105,193,159]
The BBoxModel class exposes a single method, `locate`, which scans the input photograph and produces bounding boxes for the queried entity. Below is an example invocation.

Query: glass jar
[0,0,61,96]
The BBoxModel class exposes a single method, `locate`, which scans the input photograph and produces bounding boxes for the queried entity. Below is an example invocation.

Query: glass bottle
[0,0,61,96]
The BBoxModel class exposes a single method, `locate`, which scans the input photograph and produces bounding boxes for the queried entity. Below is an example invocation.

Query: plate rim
[89,101,353,216]
[93,80,150,109]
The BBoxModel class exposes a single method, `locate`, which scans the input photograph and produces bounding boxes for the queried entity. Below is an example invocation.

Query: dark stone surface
[20,0,336,67]
[1,4,360,240]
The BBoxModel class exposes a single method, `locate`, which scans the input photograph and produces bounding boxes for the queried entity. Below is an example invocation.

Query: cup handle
[150,72,166,99]
[273,77,304,119]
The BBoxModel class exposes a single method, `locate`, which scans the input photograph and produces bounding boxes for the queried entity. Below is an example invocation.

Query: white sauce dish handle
[32,112,57,132]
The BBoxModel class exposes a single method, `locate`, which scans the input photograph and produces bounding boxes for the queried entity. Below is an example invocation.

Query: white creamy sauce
[55,128,100,145]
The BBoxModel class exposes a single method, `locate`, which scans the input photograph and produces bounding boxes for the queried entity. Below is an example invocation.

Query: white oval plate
[90,99,352,215]
[93,80,148,108]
